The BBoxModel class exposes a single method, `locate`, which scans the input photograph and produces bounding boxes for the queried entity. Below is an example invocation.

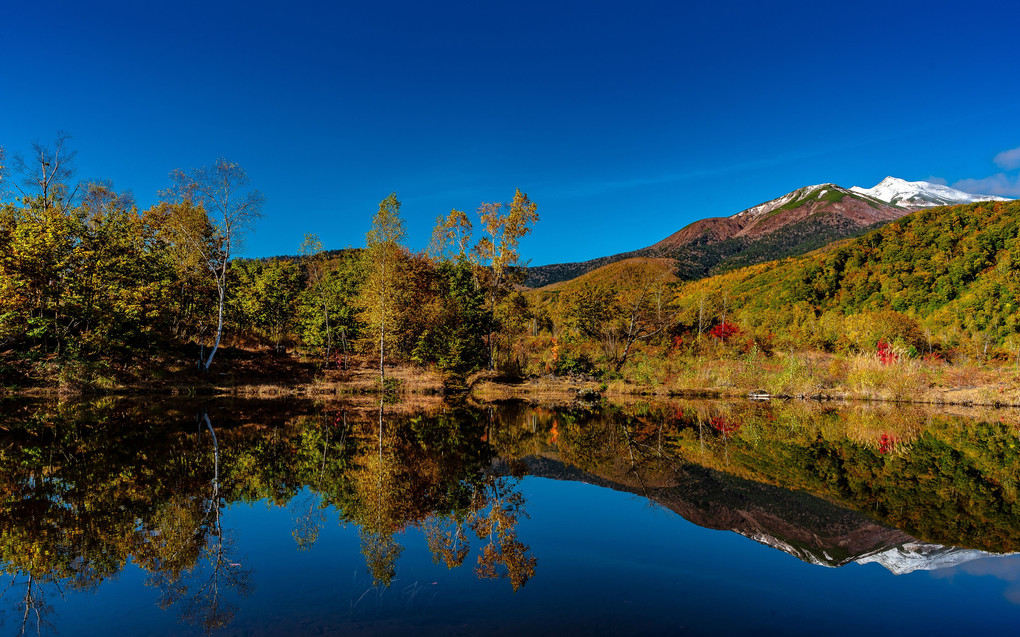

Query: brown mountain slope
[653,184,905,248]
[526,183,906,287]
[535,256,677,294]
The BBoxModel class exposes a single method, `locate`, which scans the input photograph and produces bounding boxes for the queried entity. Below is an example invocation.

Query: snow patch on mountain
[739,528,1014,575]
[854,542,1008,575]
[732,183,839,219]
[851,176,1011,209]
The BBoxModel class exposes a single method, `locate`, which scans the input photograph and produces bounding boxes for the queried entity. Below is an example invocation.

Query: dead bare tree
[0,145,9,200]
[11,131,78,213]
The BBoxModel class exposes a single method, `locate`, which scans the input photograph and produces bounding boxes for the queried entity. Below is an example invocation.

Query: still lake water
[2,397,1020,635]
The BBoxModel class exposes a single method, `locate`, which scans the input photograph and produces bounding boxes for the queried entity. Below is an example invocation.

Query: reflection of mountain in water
[854,542,998,575]
[513,455,1010,575]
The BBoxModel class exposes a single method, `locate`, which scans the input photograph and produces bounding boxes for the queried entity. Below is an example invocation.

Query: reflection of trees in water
[1,457,62,637]
[469,476,536,591]
[0,401,185,635]
[291,493,327,553]
[154,529,253,633]
[11,398,1019,630]
[144,413,253,632]
[342,401,537,591]
[354,400,403,587]
[425,517,470,569]
[359,528,404,588]
[578,400,1020,553]
[422,475,537,591]
[0,401,341,632]
[1,573,55,637]
[291,409,349,551]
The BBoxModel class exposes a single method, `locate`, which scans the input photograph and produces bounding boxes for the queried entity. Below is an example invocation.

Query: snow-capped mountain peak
[731,183,846,219]
[850,176,1010,210]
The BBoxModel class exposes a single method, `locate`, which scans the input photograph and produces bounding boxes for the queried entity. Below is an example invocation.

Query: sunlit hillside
[535,257,678,294]
[665,200,1020,352]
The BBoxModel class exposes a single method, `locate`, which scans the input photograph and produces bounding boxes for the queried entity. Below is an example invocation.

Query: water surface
[2,397,1019,635]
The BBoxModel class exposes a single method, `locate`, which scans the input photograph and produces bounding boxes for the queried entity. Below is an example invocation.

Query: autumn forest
[3,135,1020,405]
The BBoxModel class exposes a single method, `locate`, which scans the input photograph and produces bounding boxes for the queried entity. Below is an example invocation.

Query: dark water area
[2,396,1020,635]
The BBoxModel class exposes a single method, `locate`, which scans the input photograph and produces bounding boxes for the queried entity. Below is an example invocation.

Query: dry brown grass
[218,358,446,398]
[469,373,601,402]
[596,347,1020,407]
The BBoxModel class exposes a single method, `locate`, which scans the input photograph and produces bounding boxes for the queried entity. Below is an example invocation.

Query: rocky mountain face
[526,183,906,287]
[652,184,902,248]
[526,178,1012,288]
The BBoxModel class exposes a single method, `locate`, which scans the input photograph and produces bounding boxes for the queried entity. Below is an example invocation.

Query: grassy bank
[5,344,1020,408]
[592,346,1020,407]
[1,347,445,398]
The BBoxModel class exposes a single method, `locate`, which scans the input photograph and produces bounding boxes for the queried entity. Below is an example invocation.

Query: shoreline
[6,370,1020,410]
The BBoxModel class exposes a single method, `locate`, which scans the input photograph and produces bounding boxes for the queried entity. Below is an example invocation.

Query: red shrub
[709,321,740,342]
[879,433,896,454]
[710,416,740,436]
[877,340,898,365]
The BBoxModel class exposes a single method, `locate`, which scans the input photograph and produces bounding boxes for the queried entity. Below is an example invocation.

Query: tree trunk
[488,289,496,371]
[322,294,332,366]
[204,284,225,371]
[340,326,349,371]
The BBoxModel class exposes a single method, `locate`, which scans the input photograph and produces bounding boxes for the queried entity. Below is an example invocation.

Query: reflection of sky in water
[18,477,1020,636]
[7,397,1020,636]
[930,554,1020,605]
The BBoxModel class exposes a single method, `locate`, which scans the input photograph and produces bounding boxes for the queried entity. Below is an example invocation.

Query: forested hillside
[515,199,1020,403]
[3,134,1019,399]
[668,200,1020,353]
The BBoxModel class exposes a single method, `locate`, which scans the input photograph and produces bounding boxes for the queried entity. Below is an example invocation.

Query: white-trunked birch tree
[473,189,538,370]
[168,158,264,371]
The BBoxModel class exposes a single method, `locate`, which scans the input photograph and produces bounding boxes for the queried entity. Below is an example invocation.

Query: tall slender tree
[300,234,333,361]
[167,158,264,371]
[361,193,406,384]
[473,189,538,370]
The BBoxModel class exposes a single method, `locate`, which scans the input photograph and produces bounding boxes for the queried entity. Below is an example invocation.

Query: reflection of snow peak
[855,542,1005,575]
[738,529,1012,575]
[743,531,837,567]
[515,455,1019,577]
[850,176,1011,209]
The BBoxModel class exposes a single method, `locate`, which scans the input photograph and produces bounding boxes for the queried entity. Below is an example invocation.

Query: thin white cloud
[994,146,1020,170]
[925,176,948,185]
[952,174,1020,197]
[545,146,846,200]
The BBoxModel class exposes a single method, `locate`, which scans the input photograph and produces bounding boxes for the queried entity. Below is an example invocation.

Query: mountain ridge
[851,176,1010,209]
[511,454,1009,574]
[526,182,903,287]
[526,178,1012,288]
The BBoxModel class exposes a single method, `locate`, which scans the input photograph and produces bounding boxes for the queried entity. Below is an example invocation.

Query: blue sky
[2,0,1018,265]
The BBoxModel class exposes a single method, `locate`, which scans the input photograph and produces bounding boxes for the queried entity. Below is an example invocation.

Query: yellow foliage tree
[361,193,406,383]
